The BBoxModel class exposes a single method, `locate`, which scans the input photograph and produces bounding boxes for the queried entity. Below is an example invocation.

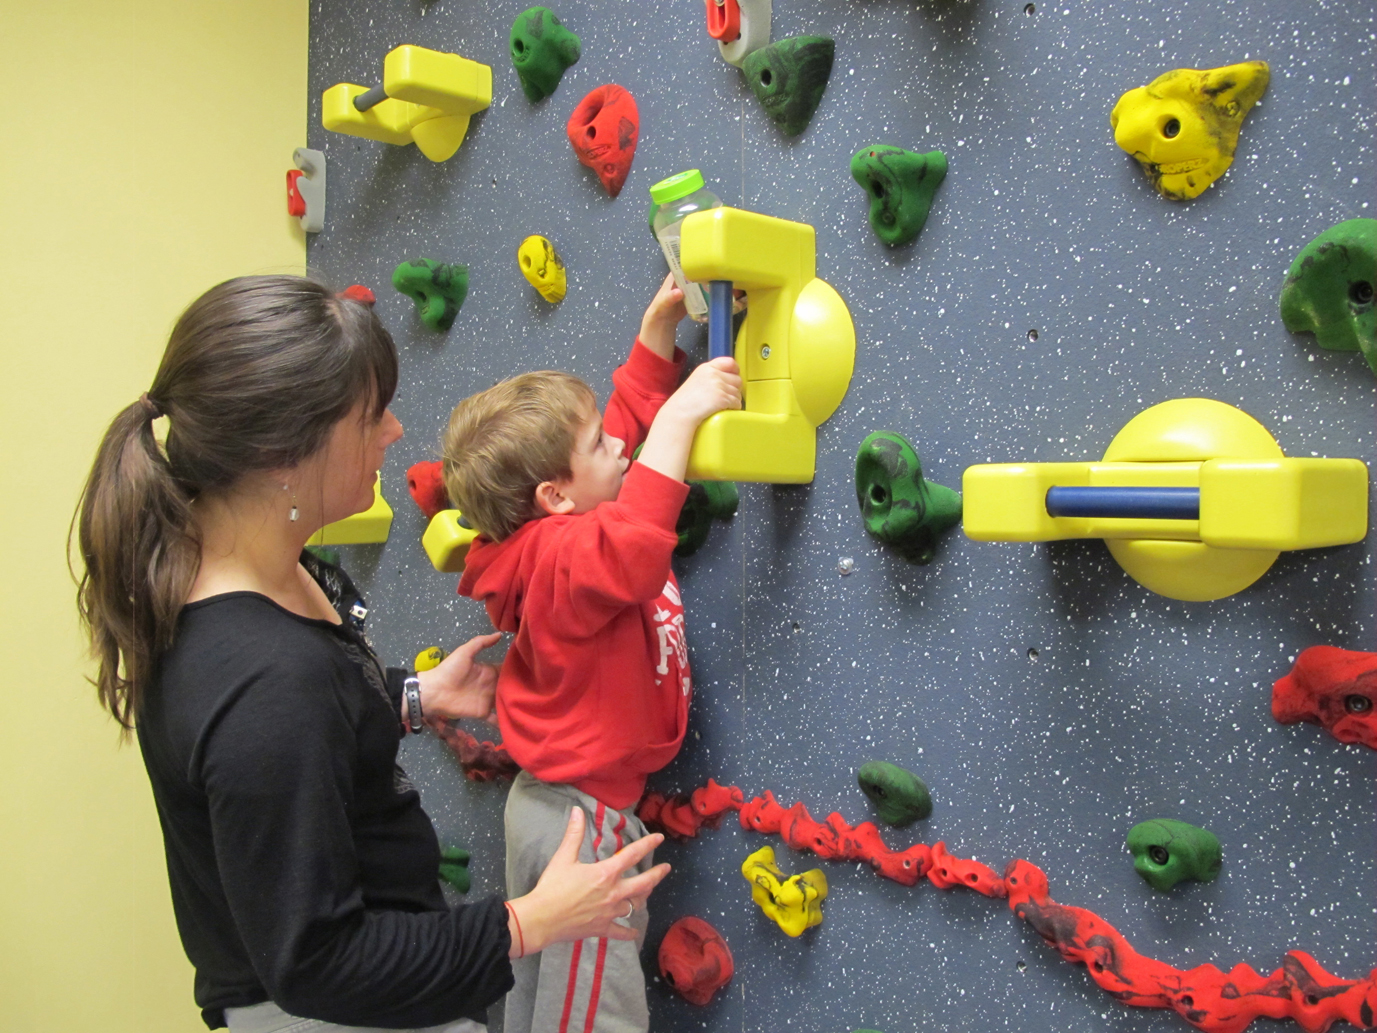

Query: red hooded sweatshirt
[458,340,691,809]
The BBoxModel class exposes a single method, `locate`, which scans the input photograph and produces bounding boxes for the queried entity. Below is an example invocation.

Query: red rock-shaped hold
[566,84,639,197]
[658,916,734,1006]
[338,284,376,305]
[1273,644,1377,750]
[406,460,449,520]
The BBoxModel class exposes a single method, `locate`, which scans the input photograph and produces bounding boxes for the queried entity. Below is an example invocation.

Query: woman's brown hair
[73,275,398,730]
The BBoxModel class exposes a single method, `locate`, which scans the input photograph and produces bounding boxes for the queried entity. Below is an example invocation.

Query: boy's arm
[541,463,688,638]
[602,277,687,452]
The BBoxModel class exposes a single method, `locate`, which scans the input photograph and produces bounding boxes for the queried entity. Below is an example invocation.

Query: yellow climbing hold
[414,646,448,672]
[518,235,567,302]
[1110,61,1269,200]
[740,845,828,937]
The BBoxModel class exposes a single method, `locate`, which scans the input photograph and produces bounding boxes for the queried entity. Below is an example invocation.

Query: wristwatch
[404,674,424,735]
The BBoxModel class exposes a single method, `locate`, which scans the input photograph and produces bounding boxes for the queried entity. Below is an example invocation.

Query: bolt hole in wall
[1024,2,1036,14]
[306,1,1375,1031]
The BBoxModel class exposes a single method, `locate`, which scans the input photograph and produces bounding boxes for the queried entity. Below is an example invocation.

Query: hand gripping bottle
[649,169,722,322]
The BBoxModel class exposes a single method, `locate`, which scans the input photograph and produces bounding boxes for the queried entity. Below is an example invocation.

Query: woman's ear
[533,480,577,517]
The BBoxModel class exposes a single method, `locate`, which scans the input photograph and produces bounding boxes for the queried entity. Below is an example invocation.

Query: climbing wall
[306,1,1375,1030]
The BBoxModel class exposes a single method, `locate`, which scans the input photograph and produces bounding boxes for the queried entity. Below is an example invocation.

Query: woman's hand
[507,808,670,957]
[413,631,502,725]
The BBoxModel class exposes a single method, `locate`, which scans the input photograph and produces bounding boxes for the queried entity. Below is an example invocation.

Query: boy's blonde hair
[441,371,597,541]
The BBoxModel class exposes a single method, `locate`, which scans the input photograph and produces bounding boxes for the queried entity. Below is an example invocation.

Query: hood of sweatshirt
[457,519,555,633]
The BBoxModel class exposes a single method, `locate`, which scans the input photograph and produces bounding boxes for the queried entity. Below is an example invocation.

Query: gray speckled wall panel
[307,2,1374,1030]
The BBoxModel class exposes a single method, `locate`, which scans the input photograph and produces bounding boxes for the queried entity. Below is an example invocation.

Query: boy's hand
[638,274,687,360]
[660,357,743,429]
[635,357,743,484]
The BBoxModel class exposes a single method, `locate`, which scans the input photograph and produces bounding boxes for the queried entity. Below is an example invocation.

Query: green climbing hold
[509,7,581,103]
[393,259,469,332]
[1279,218,1377,375]
[304,545,340,566]
[857,761,932,826]
[855,431,962,564]
[675,480,739,557]
[1126,819,1221,892]
[438,846,471,894]
[741,36,835,137]
[850,146,947,247]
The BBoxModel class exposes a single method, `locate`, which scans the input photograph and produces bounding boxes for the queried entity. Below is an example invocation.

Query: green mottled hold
[855,431,962,564]
[438,846,471,894]
[675,480,739,557]
[509,7,581,103]
[857,761,932,826]
[850,146,947,247]
[741,36,835,137]
[1279,218,1377,375]
[1126,819,1221,892]
[393,259,469,332]
[304,545,341,566]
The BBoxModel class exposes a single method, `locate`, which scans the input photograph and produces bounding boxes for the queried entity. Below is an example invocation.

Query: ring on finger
[621,900,635,920]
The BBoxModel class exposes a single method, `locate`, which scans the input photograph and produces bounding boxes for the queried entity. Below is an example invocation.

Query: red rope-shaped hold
[638,781,1377,1033]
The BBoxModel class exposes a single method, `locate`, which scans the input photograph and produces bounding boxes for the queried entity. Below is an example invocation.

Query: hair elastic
[138,392,164,420]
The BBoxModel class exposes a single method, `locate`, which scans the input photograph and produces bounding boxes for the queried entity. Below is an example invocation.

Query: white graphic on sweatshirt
[652,580,691,695]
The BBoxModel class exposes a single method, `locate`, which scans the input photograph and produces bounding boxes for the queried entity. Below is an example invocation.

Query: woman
[74,276,668,1032]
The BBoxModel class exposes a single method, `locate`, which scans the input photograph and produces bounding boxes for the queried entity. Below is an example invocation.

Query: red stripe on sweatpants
[557,805,604,1033]
[581,812,626,1033]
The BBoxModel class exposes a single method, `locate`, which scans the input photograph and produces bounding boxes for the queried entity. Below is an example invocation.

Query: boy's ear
[533,480,577,517]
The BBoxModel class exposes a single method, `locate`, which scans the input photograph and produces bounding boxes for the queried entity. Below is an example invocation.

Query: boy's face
[555,406,629,513]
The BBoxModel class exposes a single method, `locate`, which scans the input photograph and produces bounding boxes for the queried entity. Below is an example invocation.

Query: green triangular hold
[741,36,835,137]
[393,259,469,332]
[850,145,947,247]
[1279,218,1376,374]
[438,846,471,894]
[855,431,961,565]
[674,480,739,557]
[510,7,581,103]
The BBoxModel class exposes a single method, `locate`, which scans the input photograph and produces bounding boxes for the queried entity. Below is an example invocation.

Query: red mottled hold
[704,0,740,42]
[658,916,735,1006]
[406,460,450,520]
[428,719,519,781]
[339,284,376,305]
[641,780,1377,1033]
[1273,645,1377,750]
[286,169,306,217]
[566,85,639,197]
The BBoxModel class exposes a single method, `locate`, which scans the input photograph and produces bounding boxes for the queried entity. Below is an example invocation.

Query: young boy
[441,276,742,1033]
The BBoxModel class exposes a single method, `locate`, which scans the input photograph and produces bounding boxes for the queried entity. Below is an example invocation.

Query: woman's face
[309,402,404,528]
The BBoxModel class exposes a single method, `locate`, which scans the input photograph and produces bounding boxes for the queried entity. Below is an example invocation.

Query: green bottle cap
[649,169,705,205]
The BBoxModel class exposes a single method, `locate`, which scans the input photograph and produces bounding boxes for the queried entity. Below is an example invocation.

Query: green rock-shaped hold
[675,480,739,557]
[855,431,962,564]
[741,36,835,137]
[857,761,932,826]
[438,846,471,894]
[509,6,581,103]
[1279,218,1377,375]
[850,146,947,247]
[393,259,469,332]
[1126,819,1221,892]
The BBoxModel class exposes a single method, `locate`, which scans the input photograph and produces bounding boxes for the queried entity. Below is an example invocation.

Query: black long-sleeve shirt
[138,555,513,1029]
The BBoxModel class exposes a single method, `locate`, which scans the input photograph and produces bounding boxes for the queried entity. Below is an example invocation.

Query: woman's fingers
[617,862,671,900]
[601,832,664,875]
[454,630,503,658]
[601,923,640,943]
[550,807,587,866]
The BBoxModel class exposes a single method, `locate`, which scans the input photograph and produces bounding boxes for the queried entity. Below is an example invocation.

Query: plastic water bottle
[649,170,722,322]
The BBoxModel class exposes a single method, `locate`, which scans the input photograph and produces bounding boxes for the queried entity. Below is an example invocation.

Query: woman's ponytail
[72,275,398,731]
[74,396,199,730]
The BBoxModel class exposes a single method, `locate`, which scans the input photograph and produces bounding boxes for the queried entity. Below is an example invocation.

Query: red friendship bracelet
[504,901,525,959]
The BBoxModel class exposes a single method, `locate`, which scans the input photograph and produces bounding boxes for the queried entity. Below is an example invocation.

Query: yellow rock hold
[518,235,567,302]
[1110,61,1269,201]
[740,845,828,937]
[414,646,448,672]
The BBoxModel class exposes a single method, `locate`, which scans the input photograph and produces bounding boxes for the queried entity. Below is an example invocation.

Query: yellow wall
[0,3,307,1029]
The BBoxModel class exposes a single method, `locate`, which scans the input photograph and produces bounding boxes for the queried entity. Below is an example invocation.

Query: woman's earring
[284,484,299,522]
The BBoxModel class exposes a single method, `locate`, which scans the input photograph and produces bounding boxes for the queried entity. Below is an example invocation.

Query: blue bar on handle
[708,280,734,359]
[1045,486,1201,521]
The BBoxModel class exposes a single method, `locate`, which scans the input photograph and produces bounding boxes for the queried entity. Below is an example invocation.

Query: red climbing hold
[704,0,741,42]
[339,284,376,305]
[286,169,307,217]
[658,916,735,1006]
[566,85,639,197]
[407,460,449,520]
[428,719,519,782]
[1273,645,1377,750]
[926,841,1006,898]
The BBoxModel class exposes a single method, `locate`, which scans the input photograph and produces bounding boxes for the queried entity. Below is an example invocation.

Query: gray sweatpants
[503,772,653,1033]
